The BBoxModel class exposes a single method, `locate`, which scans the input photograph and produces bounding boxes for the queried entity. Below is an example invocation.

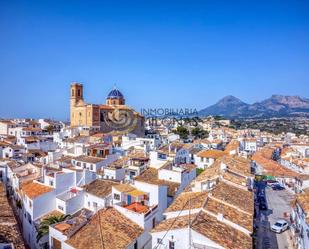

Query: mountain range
[198,95,309,118]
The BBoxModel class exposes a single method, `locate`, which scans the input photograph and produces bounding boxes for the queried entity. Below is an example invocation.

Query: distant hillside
[198,95,309,118]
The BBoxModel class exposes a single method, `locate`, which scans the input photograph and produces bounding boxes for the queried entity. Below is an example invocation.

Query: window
[27,212,32,224]
[100,112,105,122]
[114,193,120,200]
[152,217,156,228]
[93,202,98,210]
[58,205,64,211]
[90,164,93,171]
[88,201,90,207]
[72,89,75,97]
[29,201,32,209]
[77,89,81,97]
[157,238,162,244]
[134,241,138,249]
[169,241,175,249]
[50,180,54,186]
[83,163,86,168]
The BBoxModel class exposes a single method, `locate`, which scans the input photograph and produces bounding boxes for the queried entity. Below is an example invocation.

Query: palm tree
[36,214,71,242]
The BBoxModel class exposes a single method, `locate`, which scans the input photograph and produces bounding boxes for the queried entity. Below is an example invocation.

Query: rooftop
[21,181,53,199]
[107,88,124,99]
[211,181,254,214]
[134,168,180,197]
[57,188,82,201]
[74,155,104,164]
[197,149,226,159]
[205,197,253,232]
[252,147,300,178]
[0,183,25,249]
[65,207,143,249]
[83,179,119,198]
[294,189,309,217]
[192,211,252,249]
[165,191,208,213]
[195,161,222,182]
[124,202,149,214]
[53,209,93,237]
[152,210,252,249]
[113,184,136,193]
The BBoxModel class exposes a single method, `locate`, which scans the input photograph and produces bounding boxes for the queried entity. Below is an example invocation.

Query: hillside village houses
[1,84,309,249]
[291,189,309,249]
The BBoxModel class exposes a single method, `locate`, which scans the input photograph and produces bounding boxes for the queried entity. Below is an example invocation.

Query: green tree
[37,214,71,242]
[214,115,225,120]
[174,126,189,140]
[191,127,208,139]
[196,168,204,176]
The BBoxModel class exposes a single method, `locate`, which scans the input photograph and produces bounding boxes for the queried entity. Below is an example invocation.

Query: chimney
[220,162,227,171]
[217,213,224,222]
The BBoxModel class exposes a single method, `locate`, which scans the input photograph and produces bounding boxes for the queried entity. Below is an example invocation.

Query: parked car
[267,180,279,187]
[271,220,289,233]
[271,184,285,190]
[257,189,265,197]
[259,202,267,210]
[258,196,266,203]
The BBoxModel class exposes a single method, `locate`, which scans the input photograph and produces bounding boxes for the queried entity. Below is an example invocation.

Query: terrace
[56,188,84,214]
[52,209,93,238]
[114,200,158,229]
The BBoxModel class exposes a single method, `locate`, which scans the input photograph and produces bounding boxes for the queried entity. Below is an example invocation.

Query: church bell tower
[70,82,84,126]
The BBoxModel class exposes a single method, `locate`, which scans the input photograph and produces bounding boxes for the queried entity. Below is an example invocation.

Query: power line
[152,199,191,249]
[153,193,205,249]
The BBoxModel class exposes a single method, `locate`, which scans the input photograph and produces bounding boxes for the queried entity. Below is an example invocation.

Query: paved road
[255,182,295,249]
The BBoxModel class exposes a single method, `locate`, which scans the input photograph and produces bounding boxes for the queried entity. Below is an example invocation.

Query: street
[255,182,295,249]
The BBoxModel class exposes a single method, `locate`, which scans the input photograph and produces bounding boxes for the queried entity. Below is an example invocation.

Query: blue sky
[0,0,309,120]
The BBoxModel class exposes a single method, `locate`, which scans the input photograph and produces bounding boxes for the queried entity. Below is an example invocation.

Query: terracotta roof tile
[205,197,253,232]
[74,155,104,164]
[66,207,143,249]
[83,179,119,198]
[165,191,208,212]
[252,147,299,178]
[21,182,53,199]
[197,150,226,159]
[134,168,180,197]
[0,184,25,248]
[192,211,252,249]
[211,182,254,214]
[152,210,252,249]
[113,184,136,193]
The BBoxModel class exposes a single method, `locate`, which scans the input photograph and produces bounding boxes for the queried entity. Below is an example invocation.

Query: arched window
[77,89,81,97]
[72,89,75,97]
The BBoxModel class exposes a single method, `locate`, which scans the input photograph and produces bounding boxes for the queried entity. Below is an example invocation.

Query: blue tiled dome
[107,88,124,99]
